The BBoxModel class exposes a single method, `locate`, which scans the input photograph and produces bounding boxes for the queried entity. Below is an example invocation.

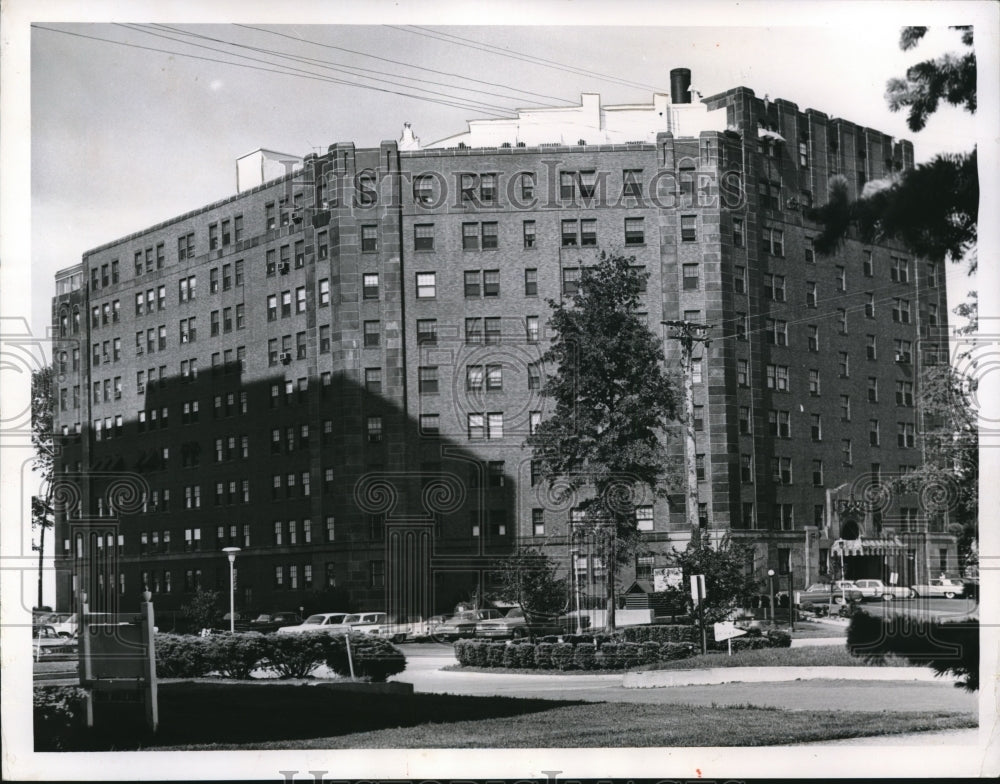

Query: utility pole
[663,319,713,534]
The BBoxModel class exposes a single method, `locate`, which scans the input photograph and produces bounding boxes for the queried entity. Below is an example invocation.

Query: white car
[911,578,965,599]
[276,612,353,634]
[347,612,407,642]
[853,579,914,601]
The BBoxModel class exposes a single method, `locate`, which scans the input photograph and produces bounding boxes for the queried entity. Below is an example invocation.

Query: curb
[623,666,954,688]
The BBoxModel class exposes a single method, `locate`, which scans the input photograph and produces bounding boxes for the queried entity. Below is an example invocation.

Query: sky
[18,6,993,345]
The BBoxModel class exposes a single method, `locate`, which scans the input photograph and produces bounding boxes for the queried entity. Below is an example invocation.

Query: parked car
[853,579,914,601]
[34,625,77,654]
[557,611,593,634]
[249,611,303,634]
[475,607,564,640]
[911,578,965,599]
[795,582,863,605]
[435,609,503,640]
[345,612,408,642]
[276,612,353,634]
[46,612,78,638]
[216,610,259,632]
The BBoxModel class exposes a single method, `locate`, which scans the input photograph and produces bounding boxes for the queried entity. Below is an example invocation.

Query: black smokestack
[670,68,692,104]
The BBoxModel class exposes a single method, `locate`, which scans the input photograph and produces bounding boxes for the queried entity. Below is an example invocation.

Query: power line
[233,23,574,107]
[115,23,513,118]
[393,25,667,94]
[139,23,546,115]
[32,25,512,118]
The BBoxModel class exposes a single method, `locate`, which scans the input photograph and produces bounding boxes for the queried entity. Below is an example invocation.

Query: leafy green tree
[495,546,567,618]
[31,366,55,610]
[181,588,222,633]
[664,530,760,625]
[892,363,978,571]
[807,26,978,323]
[526,251,680,632]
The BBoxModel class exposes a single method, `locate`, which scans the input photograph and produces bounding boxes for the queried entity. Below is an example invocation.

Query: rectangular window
[487,412,504,440]
[523,220,536,249]
[894,339,912,363]
[416,272,436,298]
[414,223,434,251]
[734,265,747,293]
[462,223,480,251]
[361,272,379,300]
[418,366,439,394]
[363,320,380,348]
[524,268,538,296]
[562,267,580,296]
[580,219,597,246]
[365,367,382,394]
[561,219,578,247]
[482,222,498,250]
[732,217,745,248]
[738,360,749,387]
[838,351,850,377]
[896,380,914,407]
[869,419,881,446]
[367,416,383,442]
[532,509,545,536]
[528,363,541,390]
[868,377,879,403]
[483,269,500,297]
[679,215,696,242]
[841,439,853,466]
[897,422,915,448]
[808,369,820,396]
[419,413,440,436]
[840,395,851,421]
[361,225,378,252]
[682,263,699,290]
[741,454,753,483]
[739,405,751,434]
[484,317,501,345]
[807,325,819,352]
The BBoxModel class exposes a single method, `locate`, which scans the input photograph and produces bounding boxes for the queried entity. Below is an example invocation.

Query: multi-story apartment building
[51,69,956,620]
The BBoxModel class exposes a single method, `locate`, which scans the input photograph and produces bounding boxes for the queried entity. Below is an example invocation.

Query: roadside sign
[654,567,683,592]
[689,574,706,606]
[713,621,748,642]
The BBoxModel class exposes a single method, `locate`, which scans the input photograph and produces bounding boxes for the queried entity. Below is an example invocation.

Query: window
[528,363,541,390]
[679,215,696,242]
[413,175,434,205]
[836,265,846,291]
[765,318,788,346]
[808,369,820,396]
[739,405,751,434]
[418,366,438,394]
[768,410,791,438]
[365,367,382,394]
[807,325,819,353]
[532,509,545,536]
[805,281,817,308]
[766,274,786,302]
[524,315,540,344]
[366,416,383,443]
[487,412,504,440]
[869,418,881,446]
[580,219,597,246]
[295,287,306,314]
[691,357,703,384]
[896,380,914,407]
[897,422,915,448]
[928,303,939,326]
[483,269,500,297]
[891,256,910,283]
[841,439,853,466]
[363,320,380,348]
[468,413,485,440]
[361,225,378,252]
[464,317,483,345]
[562,267,580,295]
[804,238,815,263]
[894,339,912,363]
[485,317,501,345]
[529,410,541,435]
[625,217,646,245]
[892,298,911,324]
[416,272,436,298]
[771,457,792,485]
[561,219,578,247]
[862,250,874,277]
[732,218,745,248]
[696,453,706,481]
[414,223,434,251]
[837,308,848,334]
[838,351,850,377]
[840,395,851,421]
[867,377,879,403]
[734,265,747,293]
[763,227,784,256]
[735,313,748,340]
[486,364,503,390]
[740,454,753,483]
[738,359,749,387]
[681,263,700,290]
[419,413,440,436]
[636,506,654,532]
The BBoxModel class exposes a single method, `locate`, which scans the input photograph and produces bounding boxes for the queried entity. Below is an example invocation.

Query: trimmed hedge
[534,642,553,669]
[155,633,215,678]
[620,625,699,644]
[34,686,88,751]
[324,633,406,682]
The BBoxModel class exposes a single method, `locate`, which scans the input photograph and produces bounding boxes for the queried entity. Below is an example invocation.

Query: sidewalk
[798,727,981,746]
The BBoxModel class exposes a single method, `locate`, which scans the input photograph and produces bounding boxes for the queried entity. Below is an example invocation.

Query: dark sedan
[249,612,303,634]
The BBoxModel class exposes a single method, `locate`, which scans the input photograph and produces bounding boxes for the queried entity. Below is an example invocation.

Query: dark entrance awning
[831,537,904,556]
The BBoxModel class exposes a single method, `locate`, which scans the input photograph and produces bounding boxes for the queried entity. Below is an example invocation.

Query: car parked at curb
[34,625,78,653]
[345,612,408,643]
[911,578,965,599]
[435,609,503,640]
[794,582,863,605]
[276,612,353,634]
[249,611,303,634]
[853,579,914,601]
[475,607,564,640]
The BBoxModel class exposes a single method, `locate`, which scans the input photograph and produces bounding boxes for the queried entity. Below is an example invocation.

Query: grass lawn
[157,701,973,750]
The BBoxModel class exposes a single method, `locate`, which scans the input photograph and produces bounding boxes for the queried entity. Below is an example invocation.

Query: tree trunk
[605,533,617,633]
[37,519,45,610]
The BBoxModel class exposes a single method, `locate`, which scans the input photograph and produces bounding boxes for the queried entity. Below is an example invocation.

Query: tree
[526,251,680,632]
[664,530,760,625]
[892,362,978,570]
[495,546,567,619]
[181,588,222,633]
[31,366,56,610]
[807,26,978,322]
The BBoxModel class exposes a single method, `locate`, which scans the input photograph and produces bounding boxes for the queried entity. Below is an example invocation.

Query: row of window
[759,356,913,396]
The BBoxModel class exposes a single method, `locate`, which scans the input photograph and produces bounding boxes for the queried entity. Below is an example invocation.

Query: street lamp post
[222,547,241,633]
[767,569,775,625]
[570,547,582,635]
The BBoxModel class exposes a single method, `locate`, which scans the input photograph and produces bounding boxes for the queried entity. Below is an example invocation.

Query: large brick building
[51,69,957,619]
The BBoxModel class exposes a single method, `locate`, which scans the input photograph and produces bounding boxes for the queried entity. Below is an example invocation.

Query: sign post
[713,621,748,656]
[690,574,707,655]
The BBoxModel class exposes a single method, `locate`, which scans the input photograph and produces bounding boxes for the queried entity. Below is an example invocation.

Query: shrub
[534,642,553,669]
[847,612,978,691]
[34,686,87,751]
[453,639,472,666]
[617,641,642,669]
[639,641,661,666]
[659,642,696,662]
[551,642,575,670]
[155,633,214,678]
[486,642,506,667]
[592,633,613,649]
[502,642,519,669]
[204,632,266,679]
[764,629,792,648]
[595,643,619,669]
[514,642,537,669]
[262,631,335,679]
[621,625,698,644]
[562,633,593,646]
[573,642,597,670]
[336,633,406,682]
[540,635,560,644]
